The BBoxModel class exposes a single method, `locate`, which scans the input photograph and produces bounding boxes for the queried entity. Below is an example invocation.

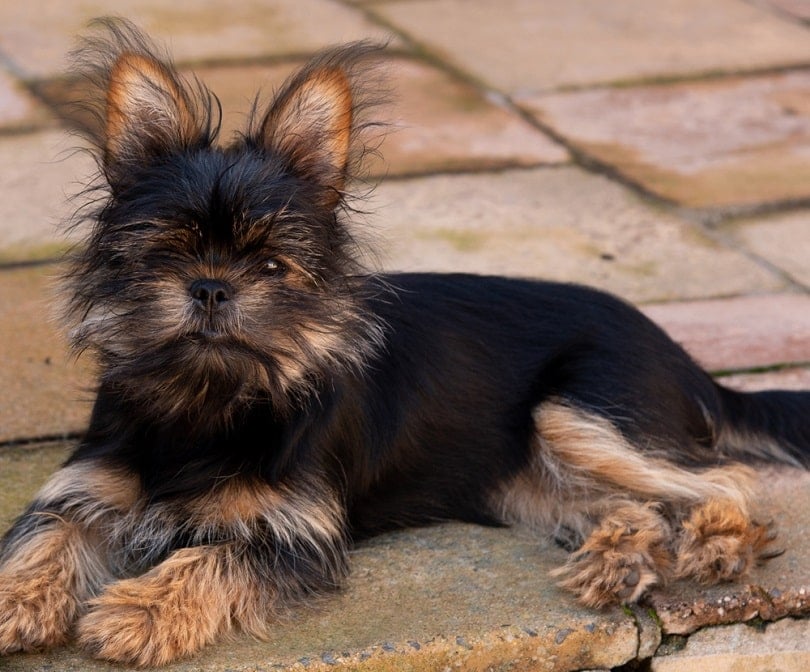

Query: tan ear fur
[105,52,198,166]
[261,66,354,204]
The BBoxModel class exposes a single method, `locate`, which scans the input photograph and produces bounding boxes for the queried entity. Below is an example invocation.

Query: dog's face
[66,26,383,423]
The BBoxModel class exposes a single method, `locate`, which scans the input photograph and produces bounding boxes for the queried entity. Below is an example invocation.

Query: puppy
[0,18,807,666]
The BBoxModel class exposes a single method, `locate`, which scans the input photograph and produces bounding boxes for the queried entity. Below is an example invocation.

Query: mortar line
[0,432,82,450]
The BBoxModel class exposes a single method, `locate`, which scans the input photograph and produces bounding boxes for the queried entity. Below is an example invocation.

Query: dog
[0,18,807,667]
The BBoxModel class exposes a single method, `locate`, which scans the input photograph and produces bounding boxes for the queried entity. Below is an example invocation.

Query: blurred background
[0,0,809,477]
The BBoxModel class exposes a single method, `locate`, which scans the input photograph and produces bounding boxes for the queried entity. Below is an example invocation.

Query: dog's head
[65,19,385,424]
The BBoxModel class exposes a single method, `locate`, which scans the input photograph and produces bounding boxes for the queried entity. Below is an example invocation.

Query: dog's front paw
[0,569,78,653]
[78,594,187,666]
[77,549,230,666]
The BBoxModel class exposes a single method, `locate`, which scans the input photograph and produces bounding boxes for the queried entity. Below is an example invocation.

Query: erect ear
[259,63,354,208]
[104,52,202,173]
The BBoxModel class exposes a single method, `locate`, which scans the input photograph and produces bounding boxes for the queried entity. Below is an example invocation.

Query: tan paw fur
[675,499,777,584]
[552,503,672,608]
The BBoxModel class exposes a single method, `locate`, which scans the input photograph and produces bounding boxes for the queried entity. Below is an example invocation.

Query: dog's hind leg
[494,400,765,608]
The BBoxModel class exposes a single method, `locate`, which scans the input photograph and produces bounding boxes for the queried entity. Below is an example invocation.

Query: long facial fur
[63,18,387,426]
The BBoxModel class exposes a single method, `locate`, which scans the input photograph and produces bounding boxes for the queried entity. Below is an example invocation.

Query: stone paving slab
[651,618,810,671]
[726,210,810,288]
[0,265,92,444]
[0,0,394,81]
[643,294,810,372]
[759,0,810,22]
[0,130,94,254]
[369,0,810,94]
[0,68,54,132]
[516,71,810,208]
[718,366,810,393]
[371,57,567,174]
[370,167,784,302]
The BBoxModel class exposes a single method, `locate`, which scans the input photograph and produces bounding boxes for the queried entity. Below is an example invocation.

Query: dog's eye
[263,258,286,275]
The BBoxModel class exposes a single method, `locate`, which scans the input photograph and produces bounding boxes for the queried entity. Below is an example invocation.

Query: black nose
[190,279,232,311]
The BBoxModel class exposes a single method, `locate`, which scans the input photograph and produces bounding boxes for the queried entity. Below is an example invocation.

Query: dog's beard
[69,278,383,427]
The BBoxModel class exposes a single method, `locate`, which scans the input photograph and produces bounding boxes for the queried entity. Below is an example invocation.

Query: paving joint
[745,0,810,27]
[0,257,61,271]
[712,362,810,378]
[557,61,810,94]
[503,96,685,210]
[0,432,82,451]
[696,222,810,295]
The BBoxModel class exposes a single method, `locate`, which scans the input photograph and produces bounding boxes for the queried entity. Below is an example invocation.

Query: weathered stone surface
[375,57,567,175]
[651,618,810,671]
[370,0,810,93]
[369,167,783,302]
[727,210,810,288]
[759,0,810,21]
[0,130,93,254]
[0,441,69,532]
[0,67,54,131]
[0,0,393,80]
[643,294,810,372]
[629,604,663,660]
[0,265,93,443]
[718,366,810,393]
[517,72,810,208]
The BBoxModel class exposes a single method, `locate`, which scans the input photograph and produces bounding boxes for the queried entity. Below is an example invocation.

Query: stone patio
[1,1,808,670]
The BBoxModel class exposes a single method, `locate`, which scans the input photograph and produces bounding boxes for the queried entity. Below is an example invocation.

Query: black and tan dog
[1,19,807,666]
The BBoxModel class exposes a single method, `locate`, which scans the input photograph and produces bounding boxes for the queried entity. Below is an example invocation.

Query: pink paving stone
[371,167,785,303]
[0,130,94,253]
[0,68,54,130]
[184,57,566,175]
[718,365,810,392]
[759,0,810,20]
[370,0,810,94]
[727,210,810,288]
[0,0,394,79]
[642,294,810,373]
[517,71,810,208]
[0,265,93,443]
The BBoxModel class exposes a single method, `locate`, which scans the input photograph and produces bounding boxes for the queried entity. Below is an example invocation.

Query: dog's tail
[716,384,810,468]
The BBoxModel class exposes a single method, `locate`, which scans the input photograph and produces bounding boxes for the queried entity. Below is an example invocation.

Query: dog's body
[1,20,808,666]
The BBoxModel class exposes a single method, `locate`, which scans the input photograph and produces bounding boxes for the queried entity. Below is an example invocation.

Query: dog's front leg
[77,544,251,665]
[0,460,135,653]
[76,480,349,666]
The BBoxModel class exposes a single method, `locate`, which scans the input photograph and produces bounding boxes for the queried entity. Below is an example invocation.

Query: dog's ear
[260,65,353,208]
[256,44,384,209]
[104,52,202,172]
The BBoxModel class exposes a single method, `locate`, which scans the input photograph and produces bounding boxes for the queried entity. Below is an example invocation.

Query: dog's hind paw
[551,502,672,608]
[675,499,778,584]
